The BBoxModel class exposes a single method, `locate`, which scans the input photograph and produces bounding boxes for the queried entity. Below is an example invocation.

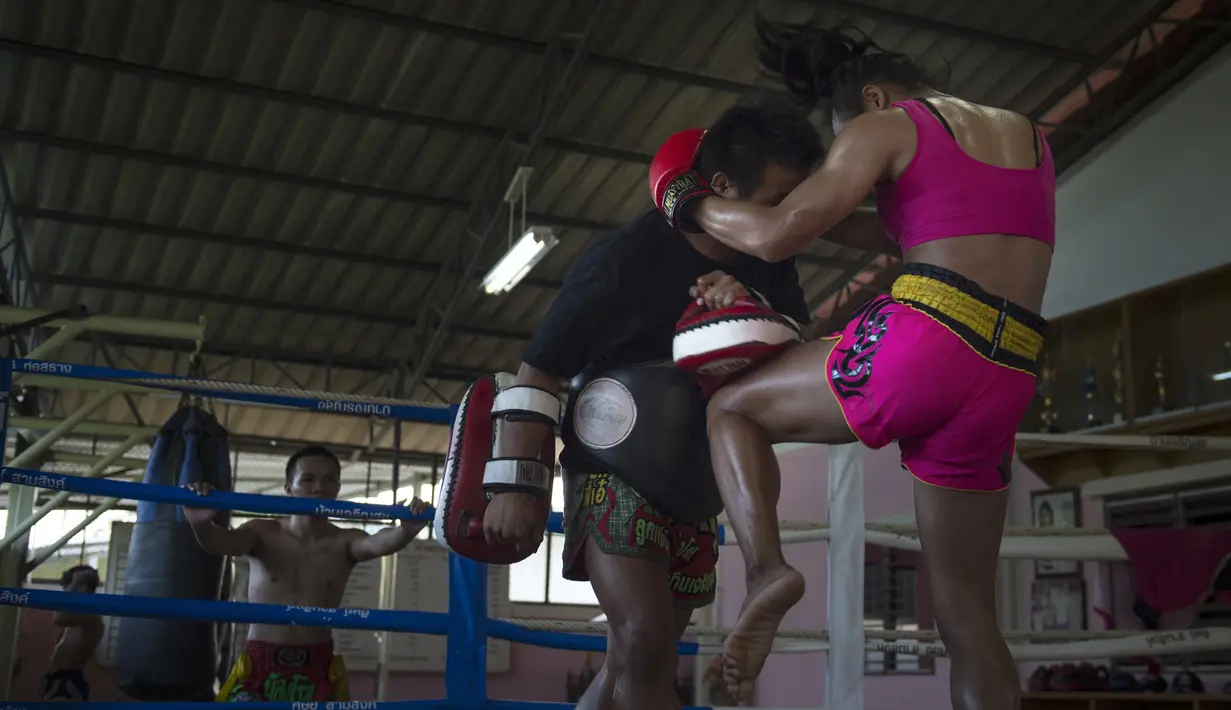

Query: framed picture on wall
[1032,487,1081,577]
[1030,578,1087,632]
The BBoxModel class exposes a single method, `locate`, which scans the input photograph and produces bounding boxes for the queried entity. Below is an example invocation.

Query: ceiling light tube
[481,227,558,295]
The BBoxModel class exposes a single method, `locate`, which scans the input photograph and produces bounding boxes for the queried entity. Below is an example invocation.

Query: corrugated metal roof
[0,0,1223,465]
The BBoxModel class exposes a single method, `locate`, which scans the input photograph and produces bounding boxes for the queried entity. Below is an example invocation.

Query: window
[1105,484,1231,670]
[26,508,137,583]
[509,475,598,606]
[864,548,934,675]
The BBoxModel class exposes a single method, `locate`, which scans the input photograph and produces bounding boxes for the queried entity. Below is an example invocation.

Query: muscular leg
[575,637,614,710]
[706,339,858,701]
[577,606,694,710]
[577,537,683,710]
[914,481,1018,710]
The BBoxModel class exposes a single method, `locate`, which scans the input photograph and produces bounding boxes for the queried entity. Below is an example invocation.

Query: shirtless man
[182,445,428,703]
[42,565,104,701]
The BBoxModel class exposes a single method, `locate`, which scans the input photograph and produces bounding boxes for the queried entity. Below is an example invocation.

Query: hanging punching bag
[116,404,232,701]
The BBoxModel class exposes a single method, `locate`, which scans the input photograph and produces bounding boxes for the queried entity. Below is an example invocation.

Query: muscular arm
[694,111,905,262]
[498,236,629,466]
[189,518,265,557]
[499,363,564,460]
[348,526,416,562]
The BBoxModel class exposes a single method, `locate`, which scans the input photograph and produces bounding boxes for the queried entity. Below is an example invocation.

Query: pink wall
[734,446,1096,709]
[741,443,1231,709]
[722,444,956,710]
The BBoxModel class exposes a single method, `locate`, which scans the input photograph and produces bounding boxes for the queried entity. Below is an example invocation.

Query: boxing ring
[2,356,1231,710]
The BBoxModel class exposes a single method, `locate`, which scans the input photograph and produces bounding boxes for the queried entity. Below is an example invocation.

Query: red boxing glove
[673,297,803,397]
[649,128,716,231]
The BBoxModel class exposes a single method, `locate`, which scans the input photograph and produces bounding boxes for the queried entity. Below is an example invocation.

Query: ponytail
[754,15,936,118]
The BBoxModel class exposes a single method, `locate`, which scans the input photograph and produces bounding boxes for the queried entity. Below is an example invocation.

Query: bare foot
[722,565,806,702]
[705,657,737,706]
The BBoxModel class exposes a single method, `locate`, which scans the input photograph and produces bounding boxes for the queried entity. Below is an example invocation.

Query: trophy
[1037,355,1058,432]
[1111,337,1125,424]
[1083,362,1101,427]
[1152,355,1167,414]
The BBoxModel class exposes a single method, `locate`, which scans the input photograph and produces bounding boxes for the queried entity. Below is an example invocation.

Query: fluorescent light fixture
[481,227,558,295]
[1212,370,1231,382]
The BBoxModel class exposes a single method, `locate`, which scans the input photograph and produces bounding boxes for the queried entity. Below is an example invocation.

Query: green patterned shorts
[560,469,719,607]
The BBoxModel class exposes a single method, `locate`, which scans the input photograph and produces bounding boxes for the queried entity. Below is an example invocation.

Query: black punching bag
[116,405,232,701]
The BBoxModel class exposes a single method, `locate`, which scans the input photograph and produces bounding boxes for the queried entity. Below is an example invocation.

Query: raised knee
[707,385,745,422]
[609,622,676,682]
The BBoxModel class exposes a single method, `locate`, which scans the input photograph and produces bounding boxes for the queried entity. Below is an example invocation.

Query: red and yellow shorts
[218,640,349,703]
[561,470,719,608]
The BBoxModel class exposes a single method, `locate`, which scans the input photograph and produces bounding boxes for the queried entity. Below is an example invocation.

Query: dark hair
[60,564,99,592]
[694,94,823,196]
[755,16,936,119]
[285,445,341,483]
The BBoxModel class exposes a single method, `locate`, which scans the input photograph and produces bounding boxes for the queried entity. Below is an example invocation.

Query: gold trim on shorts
[891,266,1047,373]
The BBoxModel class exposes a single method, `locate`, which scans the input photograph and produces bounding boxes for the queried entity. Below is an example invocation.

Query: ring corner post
[0,356,24,701]
[826,443,866,710]
[447,551,489,710]
[0,357,12,471]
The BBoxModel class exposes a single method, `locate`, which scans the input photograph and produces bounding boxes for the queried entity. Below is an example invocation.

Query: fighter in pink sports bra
[876,97,1056,252]
[677,19,1055,710]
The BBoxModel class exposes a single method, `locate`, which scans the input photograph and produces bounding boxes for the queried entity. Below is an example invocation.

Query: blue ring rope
[0,468,723,543]
[2,702,717,709]
[0,467,570,533]
[0,698,443,703]
[4,359,728,544]
[2,359,723,706]
[1,466,573,534]
[0,587,701,656]
[0,587,448,634]
[11,358,457,425]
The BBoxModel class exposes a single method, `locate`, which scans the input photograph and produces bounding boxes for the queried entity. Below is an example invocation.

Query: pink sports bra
[875,99,1056,252]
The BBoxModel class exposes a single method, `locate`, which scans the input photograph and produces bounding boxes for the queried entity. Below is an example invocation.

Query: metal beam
[809,252,882,315]
[360,0,614,460]
[16,207,566,290]
[82,332,491,384]
[0,129,611,234]
[228,433,445,467]
[0,153,39,341]
[1053,15,1231,173]
[1026,0,1180,123]
[15,201,852,273]
[289,0,1098,82]
[0,38,653,166]
[0,304,203,343]
[89,333,147,426]
[403,4,610,383]
[279,0,773,97]
[809,1,1100,65]
[826,263,902,328]
[7,417,446,466]
[29,272,535,342]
